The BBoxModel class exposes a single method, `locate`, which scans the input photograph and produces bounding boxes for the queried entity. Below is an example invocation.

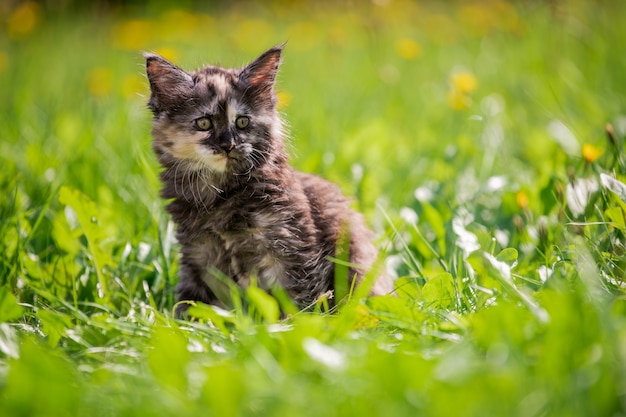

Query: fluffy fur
[145,45,392,316]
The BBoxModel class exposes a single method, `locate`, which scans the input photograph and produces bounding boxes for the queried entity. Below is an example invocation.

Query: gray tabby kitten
[144,45,392,316]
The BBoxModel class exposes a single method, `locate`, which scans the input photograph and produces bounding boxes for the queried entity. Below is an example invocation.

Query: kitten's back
[295,171,388,296]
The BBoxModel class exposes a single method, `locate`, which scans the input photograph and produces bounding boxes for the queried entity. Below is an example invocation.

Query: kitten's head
[145,45,285,175]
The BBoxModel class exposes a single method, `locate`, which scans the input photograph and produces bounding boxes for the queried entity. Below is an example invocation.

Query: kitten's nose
[220,142,235,154]
[217,132,236,154]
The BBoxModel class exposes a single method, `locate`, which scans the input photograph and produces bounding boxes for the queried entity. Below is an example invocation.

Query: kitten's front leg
[174,261,220,318]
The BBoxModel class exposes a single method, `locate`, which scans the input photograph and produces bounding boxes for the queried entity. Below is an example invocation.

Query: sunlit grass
[1,1,626,416]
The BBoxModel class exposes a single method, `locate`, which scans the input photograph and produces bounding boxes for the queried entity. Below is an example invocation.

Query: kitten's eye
[235,116,249,129]
[195,117,212,131]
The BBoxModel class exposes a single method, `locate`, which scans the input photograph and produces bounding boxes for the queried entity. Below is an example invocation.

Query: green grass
[1,1,626,416]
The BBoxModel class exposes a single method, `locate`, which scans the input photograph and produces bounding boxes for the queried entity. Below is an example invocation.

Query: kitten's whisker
[187,162,199,204]
[235,163,255,177]
[191,161,201,203]
[190,161,208,212]
[248,149,268,170]
[197,163,223,195]
[208,181,224,194]
[195,163,211,213]
[183,161,194,203]
[173,159,185,199]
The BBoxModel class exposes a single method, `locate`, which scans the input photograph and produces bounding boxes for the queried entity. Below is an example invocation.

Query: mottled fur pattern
[144,45,392,316]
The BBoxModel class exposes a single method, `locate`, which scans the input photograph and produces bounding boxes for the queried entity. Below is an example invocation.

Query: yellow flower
[277,91,292,110]
[447,71,478,110]
[582,143,603,163]
[111,19,153,50]
[395,38,422,60]
[451,72,478,94]
[7,1,41,39]
[285,21,321,51]
[459,3,493,36]
[88,68,113,98]
[447,89,471,110]
[160,9,200,41]
[515,190,529,210]
[460,0,523,36]
[122,74,147,99]
[352,303,379,329]
[155,47,178,62]
[234,19,277,52]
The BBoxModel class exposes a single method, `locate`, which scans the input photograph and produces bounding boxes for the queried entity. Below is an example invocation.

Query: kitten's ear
[239,44,284,91]
[144,53,193,113]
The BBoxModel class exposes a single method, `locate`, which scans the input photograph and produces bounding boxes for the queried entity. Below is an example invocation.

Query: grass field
[1,1,626,416]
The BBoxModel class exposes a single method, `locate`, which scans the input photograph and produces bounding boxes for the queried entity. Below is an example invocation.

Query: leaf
[601,173,626,203]
[495,247,518,267]
[0,323,19,358]
[58,186,106,247]
[422,273,455,309]
[483,253,549,323]
[467,251,502,292]
[148,326,190,393]
[333,220,351,304]
[58,186,112,298]
[0,286,24,322]
[420,202,446,256]
[483,253,512,283]
[186,303,233,335]
[200,363,246,416]
[605,206,626,231]
[471,301,535,349]
[270,286,299,317]
[366,295,423,331]
[393,277,423,300]
[422,203,445,239]
[539,176,561,213]
[247,286,280,324]
[36,309,73,348]
[575,237,611,306]
[1,337,79,415]
[51,209,81,256]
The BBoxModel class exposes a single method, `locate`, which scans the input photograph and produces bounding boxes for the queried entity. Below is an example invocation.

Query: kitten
[144,44,392,316]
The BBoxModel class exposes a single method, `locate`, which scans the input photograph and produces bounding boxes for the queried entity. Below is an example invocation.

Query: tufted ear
[144,53,194,114]
[239,44,284,93]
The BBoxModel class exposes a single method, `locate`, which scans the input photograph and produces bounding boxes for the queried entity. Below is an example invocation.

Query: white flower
[303,338,346,369]
[452,212,480,258]
[399,207,418,225]
[537,266,553,283]
[566,177,598,217]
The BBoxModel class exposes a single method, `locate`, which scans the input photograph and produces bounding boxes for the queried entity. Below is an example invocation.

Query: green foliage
[1,1,626,416]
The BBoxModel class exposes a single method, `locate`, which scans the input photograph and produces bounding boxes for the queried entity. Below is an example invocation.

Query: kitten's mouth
[197,148,244,173]
[222,150,241,161]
